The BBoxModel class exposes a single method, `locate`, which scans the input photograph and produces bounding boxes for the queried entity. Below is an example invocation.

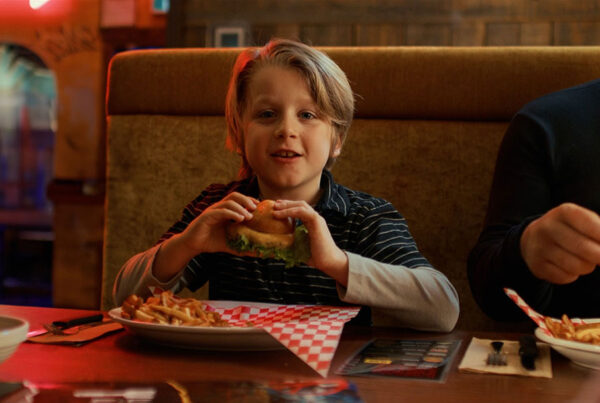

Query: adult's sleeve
[467,112,555,321]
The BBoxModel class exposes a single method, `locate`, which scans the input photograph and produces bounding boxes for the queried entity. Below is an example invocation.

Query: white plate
[0,315,29,364]
[108,300,284,351]
[535,318,600,370]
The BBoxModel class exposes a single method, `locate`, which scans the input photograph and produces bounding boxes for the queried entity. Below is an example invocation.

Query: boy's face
[241,65,341,202]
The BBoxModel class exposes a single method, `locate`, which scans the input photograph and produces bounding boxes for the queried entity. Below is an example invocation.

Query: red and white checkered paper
[205,303,360,377]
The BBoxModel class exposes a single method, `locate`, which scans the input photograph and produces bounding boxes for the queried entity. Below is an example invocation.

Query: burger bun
[226,200,295,249]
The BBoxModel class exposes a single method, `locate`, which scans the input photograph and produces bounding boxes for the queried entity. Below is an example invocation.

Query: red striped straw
[503,288,552,336]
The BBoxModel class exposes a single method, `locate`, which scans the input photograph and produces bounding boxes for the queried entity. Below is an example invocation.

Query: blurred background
[0,0,599,309]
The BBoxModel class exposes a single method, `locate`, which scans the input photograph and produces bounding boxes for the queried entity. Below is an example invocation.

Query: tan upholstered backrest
[103,47,600,330]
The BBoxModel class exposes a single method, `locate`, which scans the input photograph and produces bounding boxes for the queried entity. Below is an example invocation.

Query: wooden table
[0,305,597,402]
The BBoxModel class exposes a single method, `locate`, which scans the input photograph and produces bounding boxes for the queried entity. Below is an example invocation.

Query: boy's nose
[276,117,299,138]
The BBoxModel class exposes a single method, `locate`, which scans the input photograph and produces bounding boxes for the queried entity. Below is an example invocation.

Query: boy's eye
[257,110,275,119]
[300,111,316,119]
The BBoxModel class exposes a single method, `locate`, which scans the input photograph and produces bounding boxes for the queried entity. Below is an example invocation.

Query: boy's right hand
[179,192,259,255]
[153,192,258,282]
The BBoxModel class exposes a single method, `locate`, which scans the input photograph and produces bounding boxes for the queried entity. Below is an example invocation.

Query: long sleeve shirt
[114,170,459,331]
[468,79,600,321]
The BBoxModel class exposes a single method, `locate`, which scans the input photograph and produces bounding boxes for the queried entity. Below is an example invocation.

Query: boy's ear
[331,135,342,158]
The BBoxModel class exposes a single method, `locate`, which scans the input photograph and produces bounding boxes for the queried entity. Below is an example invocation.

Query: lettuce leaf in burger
[226,200,311,268]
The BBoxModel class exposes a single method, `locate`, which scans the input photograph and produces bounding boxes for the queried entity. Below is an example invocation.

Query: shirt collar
[316,170,350,216]
[239,170,350,216]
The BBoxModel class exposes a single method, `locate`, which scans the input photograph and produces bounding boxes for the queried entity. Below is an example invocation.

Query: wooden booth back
[104,46,600,330]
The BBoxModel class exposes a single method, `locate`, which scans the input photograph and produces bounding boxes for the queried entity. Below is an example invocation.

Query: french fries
[120,291,229,327]
[544,314,600,345]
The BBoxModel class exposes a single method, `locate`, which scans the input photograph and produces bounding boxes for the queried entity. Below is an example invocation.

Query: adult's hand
[520,203,600,284]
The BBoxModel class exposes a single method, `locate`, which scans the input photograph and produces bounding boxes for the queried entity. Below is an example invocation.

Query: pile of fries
[120,291,229,327]
[544,314,600,345]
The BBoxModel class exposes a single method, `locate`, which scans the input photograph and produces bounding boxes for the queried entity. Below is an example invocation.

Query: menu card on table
[336,338,461,382]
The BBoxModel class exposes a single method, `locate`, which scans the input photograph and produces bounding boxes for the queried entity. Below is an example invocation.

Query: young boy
[113,39,459,332]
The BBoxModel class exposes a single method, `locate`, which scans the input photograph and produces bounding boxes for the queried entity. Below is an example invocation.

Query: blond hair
[225,38,355,179]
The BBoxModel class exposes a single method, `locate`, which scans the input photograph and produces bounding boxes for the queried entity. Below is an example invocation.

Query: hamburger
[226,200,311,268]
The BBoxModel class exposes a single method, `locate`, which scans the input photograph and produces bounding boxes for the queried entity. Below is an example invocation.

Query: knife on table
[27,313,104,338]
[519,335,539,370]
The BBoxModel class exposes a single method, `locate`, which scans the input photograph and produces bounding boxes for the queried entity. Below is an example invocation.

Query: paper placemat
[27,320,123,346]
[458,337,552,378]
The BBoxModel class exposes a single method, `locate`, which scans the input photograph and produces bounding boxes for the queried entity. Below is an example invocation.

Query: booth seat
[103,46,600,330]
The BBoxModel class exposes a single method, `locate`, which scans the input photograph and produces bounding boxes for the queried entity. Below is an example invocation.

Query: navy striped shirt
[159,170,432,317]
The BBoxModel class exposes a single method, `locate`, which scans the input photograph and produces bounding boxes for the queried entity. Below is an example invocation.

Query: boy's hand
[179,192,259,255]
[272,200,349,286]
[520,202,600,284]
[153,192,258,282]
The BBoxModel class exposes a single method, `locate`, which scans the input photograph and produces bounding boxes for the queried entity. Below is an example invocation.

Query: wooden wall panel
[300,25,354,46]
[486,22,520,45]
[521,23,553,46]
[184,26,207,48]
[52,202,104,309]
[452,22,485,46]
[406,24,452,46]
[183,0,456,25]
[356,24,404,46]
[555,22,600,45]
[169,0,600,48]
[531,0,600,18]
[453,0,527,19]
[252,24,300,46]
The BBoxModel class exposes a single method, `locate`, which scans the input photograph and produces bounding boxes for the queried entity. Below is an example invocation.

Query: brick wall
[168,0,600,47]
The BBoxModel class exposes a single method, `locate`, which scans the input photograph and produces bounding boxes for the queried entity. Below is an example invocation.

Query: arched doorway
[0,43,56,306]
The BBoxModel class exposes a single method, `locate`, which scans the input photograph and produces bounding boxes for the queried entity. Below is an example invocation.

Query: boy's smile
[242,65,341,203]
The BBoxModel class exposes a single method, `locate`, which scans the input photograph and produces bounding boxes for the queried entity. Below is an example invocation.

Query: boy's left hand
[272,200,349,286]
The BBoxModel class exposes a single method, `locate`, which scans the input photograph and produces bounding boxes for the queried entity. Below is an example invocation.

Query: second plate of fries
[535,317,600,370]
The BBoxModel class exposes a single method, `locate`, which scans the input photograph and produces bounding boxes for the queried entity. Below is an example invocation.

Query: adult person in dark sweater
[468,78,600,322]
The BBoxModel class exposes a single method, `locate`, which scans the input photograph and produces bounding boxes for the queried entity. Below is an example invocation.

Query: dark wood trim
[100,27,166,49]
[46,179,105,205]
[167,0,187,47]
